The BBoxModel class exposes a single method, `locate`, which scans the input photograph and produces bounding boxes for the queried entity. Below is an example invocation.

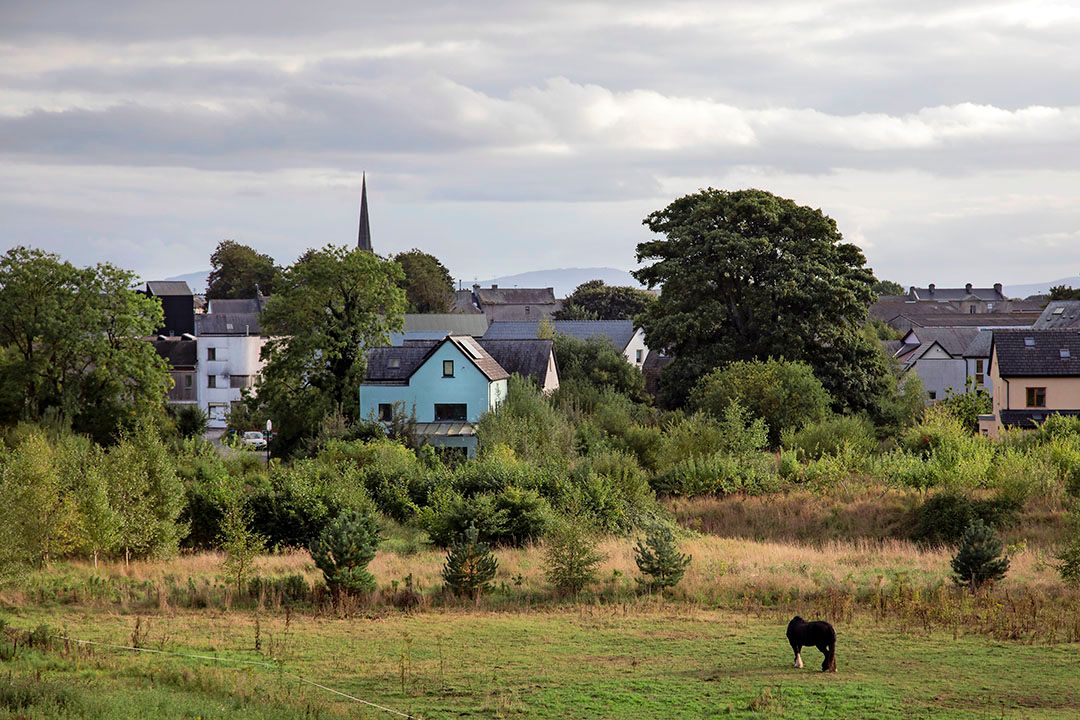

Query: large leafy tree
[554,280,656,321]
[258,245,405,455]
[872,279,905,296]
[633,189,886,411]
[393,249,454,313]
[0,247,170,442]
[206,240,280,299]
[553,333,648,402]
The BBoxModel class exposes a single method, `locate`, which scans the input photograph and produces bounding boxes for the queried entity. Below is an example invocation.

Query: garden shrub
[782,415,876,461]
[310,508,381,596]
[544,517,605,596]
[912,490,1022,545]
[951,520,1009,591]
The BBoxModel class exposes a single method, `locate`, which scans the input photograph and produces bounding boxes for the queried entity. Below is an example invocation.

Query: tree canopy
[872,279,905,296]
[553,334,647,402]
[1048,285,1080,301]
[393,249,454,313]
[0,246,170,442]
[206,240,280,299]
[554,280,656,321]
[633,188,885,412]
[257,245,405,456]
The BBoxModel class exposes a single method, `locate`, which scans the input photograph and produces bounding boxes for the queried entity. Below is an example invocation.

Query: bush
[552,334,648,402]
[902,406,996,489]
[476,376,577,469]
[634,523,691,591]
[442,524,498,600]
[653,451,776,497]
[309,509,381,596]
[544,518,605,596]
[171,404,209,439]
[424,487,551,548]
[937,385,992,433]
[912,490,1021,546]
[691,359,831,446]
[951,520,1009,591]
[782,415,876,461]
[1057,511,1080,585]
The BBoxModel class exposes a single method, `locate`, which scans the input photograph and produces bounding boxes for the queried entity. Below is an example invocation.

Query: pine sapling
[309,509,381,597]
[951,519,1009,592]
[442,524,498,601]
[634,523,691,591]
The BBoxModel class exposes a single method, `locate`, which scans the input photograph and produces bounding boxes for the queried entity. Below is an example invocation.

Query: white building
[195,298,268,428]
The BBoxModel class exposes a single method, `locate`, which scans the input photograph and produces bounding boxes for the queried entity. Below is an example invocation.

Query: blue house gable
[359,335,509,457]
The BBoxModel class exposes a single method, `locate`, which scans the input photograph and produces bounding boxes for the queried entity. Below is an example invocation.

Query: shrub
[309,509,381,596]
[1045,435,1080,497]
[912,490,1021,546]
[1034,413,1080,443]
[782,415,876,461]
[653,451,776,497]
[951,520,1009,591]
[552,333,648,402]
[220,498,265,597]
[476,376,577,469]
[903,406,996,488]
[634,523,691,591]
[171,404,209,439]
[424,488,550,547]
[1057,511,1080,585]
[691,359,831,446]
[936,385,992,433]
[442,524,498,600]
[544,518,606,596]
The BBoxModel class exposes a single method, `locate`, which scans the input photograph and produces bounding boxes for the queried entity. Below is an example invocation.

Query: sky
[3,0,1080,287]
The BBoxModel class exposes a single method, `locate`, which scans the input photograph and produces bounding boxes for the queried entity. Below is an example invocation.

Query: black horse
[786,616,836,672]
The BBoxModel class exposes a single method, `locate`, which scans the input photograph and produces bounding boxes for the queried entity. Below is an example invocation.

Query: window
[184,374,193,388]
[525,306,531,316]
[388,358,401,369]
[207,375,217,389]
[635,349,644,363]
[1024,336,1035,347]
[378,403,393,422]
[207,347,217,361]
[969,305,976,314]
[1026,387,1046,408]
[1062,349,1072,359]
[443,360,454,377]
[434,403,467,421]
[975,359,984,386]
[928,390,937,400]
[230,375,253,389]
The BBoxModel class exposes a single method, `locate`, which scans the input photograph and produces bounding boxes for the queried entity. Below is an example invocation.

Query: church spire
[357,173,372,252]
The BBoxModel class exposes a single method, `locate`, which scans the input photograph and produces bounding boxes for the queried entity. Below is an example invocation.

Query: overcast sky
[3,0,1080,287]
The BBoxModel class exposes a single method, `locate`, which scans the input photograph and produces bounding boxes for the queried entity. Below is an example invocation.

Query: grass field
[2,604,1078,719]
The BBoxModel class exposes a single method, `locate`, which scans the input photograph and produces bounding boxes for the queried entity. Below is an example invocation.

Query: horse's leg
[817,644,835,673]
[791,643,803,668]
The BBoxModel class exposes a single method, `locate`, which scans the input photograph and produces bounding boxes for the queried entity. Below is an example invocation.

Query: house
[143,281,196,336]
[1033,301,1080,330]
[905,283,1007,312]
[978,330,1080,438]
[962,330,994,394]
[892,327,981,401]
[478,339,559,394]
[469,285,561,322]
[152,337,198,405]
[359,335,510,457]
[870,284,1042,333]
[389,314,490,345]
[195,295,268,428]
[482,319,650,368]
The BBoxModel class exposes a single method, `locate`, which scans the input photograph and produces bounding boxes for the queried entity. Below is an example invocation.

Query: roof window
[1024,336,1035,347]
[1053,307,1065,315]
[1062,349,1072,359]
[388,358,401,369]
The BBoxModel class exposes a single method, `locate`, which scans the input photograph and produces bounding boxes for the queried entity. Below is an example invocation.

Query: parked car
[240,430,267,450]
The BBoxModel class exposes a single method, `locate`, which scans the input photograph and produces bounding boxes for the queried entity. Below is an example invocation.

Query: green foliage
[0,430,77,569]
[220,496,266,596]
[937,385,992,433]
[1056,510,1080,585]
[901,406,996,489]
[951,520,1010,591]
[0,247,170,442]
[552,334,648,402]
[309,508,381,595]
[257,245,406,457]
[424,487,551,548]
[205,239,280,299]
[393,249,454,313]
[915,491,1021,546]
[1047,285,1080,301]
[634,188,884,413]
[554,279,656,321]
[171,404,208,439]
[543,518,606,596]
[872,279,905,296]
[477,376,576,468]
[634,523,691,591]
[782,414,876,460]
[442,524,498,599]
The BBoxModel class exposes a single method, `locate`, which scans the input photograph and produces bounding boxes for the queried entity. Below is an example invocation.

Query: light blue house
[359,335,509,457]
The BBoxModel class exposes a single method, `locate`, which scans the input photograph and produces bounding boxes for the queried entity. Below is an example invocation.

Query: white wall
[196,335,267,428]
[624,328,650,368]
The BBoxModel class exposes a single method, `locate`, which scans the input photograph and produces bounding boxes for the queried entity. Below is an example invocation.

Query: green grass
[2,606,1077,719]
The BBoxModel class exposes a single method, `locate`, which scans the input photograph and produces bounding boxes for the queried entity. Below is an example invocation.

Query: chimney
[472,283,480,292]
[965,283,973,294]
[993,283,1003,296]
[491,284,498,290]
[928,283,935,296]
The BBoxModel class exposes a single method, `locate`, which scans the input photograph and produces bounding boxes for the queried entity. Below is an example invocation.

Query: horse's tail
[824,639,837,673]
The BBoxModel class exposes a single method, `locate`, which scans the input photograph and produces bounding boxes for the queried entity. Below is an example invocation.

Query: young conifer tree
[634,523,691,591]
[442,524,498,601]
[951,519,1009,591]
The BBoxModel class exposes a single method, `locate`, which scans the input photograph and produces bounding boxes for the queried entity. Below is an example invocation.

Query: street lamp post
[265,418,272,469]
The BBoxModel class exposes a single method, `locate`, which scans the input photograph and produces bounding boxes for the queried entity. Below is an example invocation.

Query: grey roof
[963,330,993,358]
[902,327,981,357]
[899,313,1038,328]
[152,338,197,368]
[908,286,1005,302]
[363,335,509,384]
[146,280,193,297]
[483,319,637,350]
[453,289,481,314]
[475,287,557,306]
[992,330,1080,377]
[206,297,265,314]
[1033,301,1080,330]
[196,312,261,335]
[414,422,475,437]
[479,339,554,387]
[404,314,489,335]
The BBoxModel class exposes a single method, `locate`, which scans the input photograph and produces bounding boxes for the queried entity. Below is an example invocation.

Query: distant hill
[1005,276,1080,299]
[469,267,643,298]
[165,270,210,293]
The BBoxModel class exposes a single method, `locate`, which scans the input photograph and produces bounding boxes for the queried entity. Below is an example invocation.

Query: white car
[240,431,267,450]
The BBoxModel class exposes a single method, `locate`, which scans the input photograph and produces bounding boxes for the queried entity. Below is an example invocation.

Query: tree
[938,383,992,434]
[309,508,381,596]
[58,434,118,567]
[543,518,605,596]
[393,249,454,313]
[220,496,265,598]
[872,279,905,296]
[633,189,884,412]
[553,334,647,402]
[634,523,691,591]
[172,404,208,439]
[442,524,498,600]
[206,240,280,299]
[258,245,406,456]
[951,520,1010,591]
[691,358,830,446]
[1057,509,1080,586]
[0,247,170,443]
[554,280,656,321]
[1048,285,1080,301]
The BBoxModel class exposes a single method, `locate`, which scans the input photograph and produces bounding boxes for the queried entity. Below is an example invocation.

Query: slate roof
[363,335,509,384]
[453,289,481,314]
[1033,301,1080,330]
[908,286,1005,302]
[152,338,197,368]
[206,297,266,314]
[475,287,557,306]
[897,313,1039,328]
[197,313,261,335]
[963,330,993,358]
[483,319,637,350]
[404,314,489,336]
[478,339,554,387]
[991,330,1080,377]
[145,280,193,296]
[901,327,981,357]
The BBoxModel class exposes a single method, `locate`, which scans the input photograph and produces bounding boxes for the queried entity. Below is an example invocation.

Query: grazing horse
[786,616,836,672]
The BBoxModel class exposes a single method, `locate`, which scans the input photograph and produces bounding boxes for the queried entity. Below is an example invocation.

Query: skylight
[1053,307,1065,315]
[388,358,401,369]
[1062,349,1072,359]
[458,337,485,360]
[1024,336,1035,347]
